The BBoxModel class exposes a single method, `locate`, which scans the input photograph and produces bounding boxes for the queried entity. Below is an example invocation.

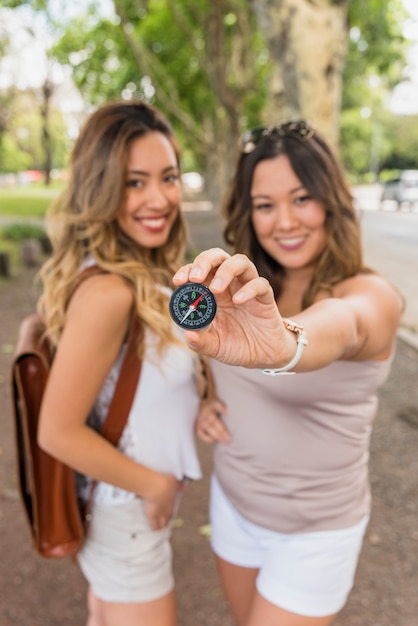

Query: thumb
[183,329,213,355]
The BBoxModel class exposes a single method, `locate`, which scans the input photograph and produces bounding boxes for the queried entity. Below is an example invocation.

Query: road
[353,186,418,333]
[360,210,418,332]
[1,192,418,626]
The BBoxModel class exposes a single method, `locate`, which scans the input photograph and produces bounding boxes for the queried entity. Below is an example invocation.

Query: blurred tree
[0,89,68,174]
[0,1,66,182]
[0,13,12,162]
[51,0,269,204]
[51,0,409,191]
[40,74,54,185]
[249,1,349,149]
[380,114,418,171]
[1,0,410,190]
[340,0,409,178]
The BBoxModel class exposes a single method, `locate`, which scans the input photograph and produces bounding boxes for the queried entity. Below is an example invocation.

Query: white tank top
[78,326,202,505]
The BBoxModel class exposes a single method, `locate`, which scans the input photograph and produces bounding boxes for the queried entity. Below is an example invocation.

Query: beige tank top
[212,356,393,533]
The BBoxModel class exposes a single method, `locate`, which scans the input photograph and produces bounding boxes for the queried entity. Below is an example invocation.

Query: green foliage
[0,134,32,172]
[0,87,70,175]
[51,0,269,174]
[0,0,48,9]
[380,114,418,171]
[0,220,51,276]
[51,16,133,106]
[1,222,47,241]
[2,0,412,186]
[0,186,59,217]
[340,109,418,181]
[340,0,410,179]
[340,110,374,179]
[345,0,407,93]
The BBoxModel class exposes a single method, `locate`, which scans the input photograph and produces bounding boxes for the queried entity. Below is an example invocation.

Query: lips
[137,215,168,232]
[276,236,306,250]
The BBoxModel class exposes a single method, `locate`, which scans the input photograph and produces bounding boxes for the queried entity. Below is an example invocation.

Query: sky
[0,0,417,114]
[0,0,114,91]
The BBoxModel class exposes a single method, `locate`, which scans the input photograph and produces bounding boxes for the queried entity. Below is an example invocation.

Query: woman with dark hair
[173,121,403,626]
[37,100,203,626]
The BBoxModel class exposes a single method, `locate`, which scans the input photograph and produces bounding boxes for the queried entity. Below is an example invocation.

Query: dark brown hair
[223,125,368,308]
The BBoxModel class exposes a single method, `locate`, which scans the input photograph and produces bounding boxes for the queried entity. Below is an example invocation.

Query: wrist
[261,318,308,376]
[137,467,165,499]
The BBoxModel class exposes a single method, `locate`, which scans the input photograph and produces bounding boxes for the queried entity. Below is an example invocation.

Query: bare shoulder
[66,272,134,329]
[335,272,403,309]
[334,272,403,360]
[73,271,132,304]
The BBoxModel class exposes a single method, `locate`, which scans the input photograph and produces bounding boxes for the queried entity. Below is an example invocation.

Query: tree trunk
[41,79,53,186]
[250,0,349,149]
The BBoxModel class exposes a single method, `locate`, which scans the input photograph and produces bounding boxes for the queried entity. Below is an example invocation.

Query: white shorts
[210,474,369,618]
[77,498,174,603]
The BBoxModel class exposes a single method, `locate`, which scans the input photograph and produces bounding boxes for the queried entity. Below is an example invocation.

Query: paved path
[1,267,417,625]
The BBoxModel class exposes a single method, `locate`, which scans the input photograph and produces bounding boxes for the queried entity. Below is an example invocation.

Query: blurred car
[380,170,418,210]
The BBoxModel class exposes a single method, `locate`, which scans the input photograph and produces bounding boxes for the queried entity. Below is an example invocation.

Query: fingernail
[174,271,187,281]
[234,291,246,301]
[210,277,223,291]
[190,267,202,279]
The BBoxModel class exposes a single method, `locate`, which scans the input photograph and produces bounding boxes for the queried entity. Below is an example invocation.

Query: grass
[0,185,59,280]
[0,184,62,219]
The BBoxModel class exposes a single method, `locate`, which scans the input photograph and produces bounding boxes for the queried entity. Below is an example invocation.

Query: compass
[169,282,217,330]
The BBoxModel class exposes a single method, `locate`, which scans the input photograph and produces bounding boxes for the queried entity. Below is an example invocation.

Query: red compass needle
[191,293,205,308]
[179,292,206,324]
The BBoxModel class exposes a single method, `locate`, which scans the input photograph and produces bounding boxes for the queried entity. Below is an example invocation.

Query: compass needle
[179,306,194,324]
[169,282,217,330]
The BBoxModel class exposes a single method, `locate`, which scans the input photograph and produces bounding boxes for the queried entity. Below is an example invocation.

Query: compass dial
[169,282,217,330]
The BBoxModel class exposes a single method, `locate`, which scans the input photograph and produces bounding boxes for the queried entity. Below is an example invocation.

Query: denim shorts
[210,474,369,618]
[77,498,174,603]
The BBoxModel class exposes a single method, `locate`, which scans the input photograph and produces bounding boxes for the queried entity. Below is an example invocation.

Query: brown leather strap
[73,265,142,444]
[100,313,142,445]
[74,266,142,520]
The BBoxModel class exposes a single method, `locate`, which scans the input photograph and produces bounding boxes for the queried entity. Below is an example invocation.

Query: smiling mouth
[276,236,306,249]
[138,216,168,230]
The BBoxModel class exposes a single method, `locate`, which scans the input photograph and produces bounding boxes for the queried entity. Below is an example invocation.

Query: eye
[126,178,144,189]
[164,172,180,184]
[252,202,275,211]
[294,194,312,206]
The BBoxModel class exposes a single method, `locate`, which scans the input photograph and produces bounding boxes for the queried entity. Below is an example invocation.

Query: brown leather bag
[11,268,142,558]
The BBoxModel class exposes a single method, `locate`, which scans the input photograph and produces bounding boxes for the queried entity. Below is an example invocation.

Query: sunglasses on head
[240,120,315,154]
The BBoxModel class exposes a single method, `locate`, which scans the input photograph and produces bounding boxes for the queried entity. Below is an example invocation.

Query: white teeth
[141,217,165,228]
[278,237,304,245]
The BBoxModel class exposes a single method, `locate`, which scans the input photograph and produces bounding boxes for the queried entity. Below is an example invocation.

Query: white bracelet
[261,318,309,376]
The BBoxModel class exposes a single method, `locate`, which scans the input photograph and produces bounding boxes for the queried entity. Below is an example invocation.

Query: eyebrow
[127,165,179,177]
[251,184,306,200]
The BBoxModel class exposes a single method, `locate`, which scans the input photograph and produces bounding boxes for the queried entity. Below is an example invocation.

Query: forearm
[39,423,166,500]
[286,298,358,372]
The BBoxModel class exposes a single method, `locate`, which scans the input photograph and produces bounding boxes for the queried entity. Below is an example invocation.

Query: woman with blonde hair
[38,100,202,626]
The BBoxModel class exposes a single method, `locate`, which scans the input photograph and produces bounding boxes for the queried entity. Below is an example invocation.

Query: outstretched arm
[173,248,402,370]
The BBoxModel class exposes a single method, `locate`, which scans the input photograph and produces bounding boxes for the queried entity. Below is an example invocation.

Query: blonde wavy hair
[38,100,187,356]
[223,124,370,309]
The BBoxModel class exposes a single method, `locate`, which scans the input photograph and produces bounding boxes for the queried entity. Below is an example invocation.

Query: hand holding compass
[171,248,287,369]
